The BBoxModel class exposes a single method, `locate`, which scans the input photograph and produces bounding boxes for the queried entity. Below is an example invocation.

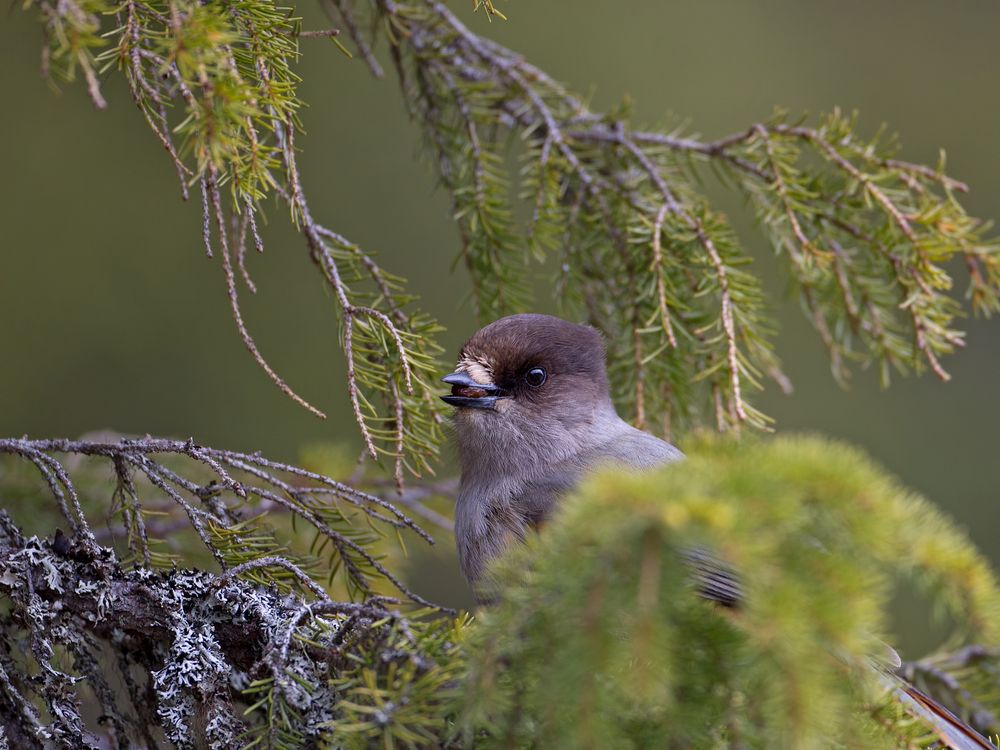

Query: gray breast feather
[456,419,684,588]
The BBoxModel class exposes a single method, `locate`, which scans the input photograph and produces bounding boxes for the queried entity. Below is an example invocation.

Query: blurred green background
[1,3,998,647]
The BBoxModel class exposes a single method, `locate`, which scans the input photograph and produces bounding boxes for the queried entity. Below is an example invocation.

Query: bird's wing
[682,548,743,608]
[595,424,684,469]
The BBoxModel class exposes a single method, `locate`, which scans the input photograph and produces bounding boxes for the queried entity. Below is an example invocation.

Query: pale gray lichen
[0,438,457,749]
[0,518,457,749]
[152,619,230,748]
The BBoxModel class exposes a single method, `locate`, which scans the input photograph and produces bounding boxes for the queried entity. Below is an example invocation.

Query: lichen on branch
[0,436,463,749]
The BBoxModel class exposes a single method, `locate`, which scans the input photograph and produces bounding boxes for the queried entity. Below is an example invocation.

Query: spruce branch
[379,0,787,430]
[27,0,998,437]
[25,0,447,485]
[375,0,999,432]
[460,436,1000,748]
[0,437,442,607]
[645,113,995,384]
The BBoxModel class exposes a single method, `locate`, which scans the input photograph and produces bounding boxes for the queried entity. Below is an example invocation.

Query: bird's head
[441,314,613,467]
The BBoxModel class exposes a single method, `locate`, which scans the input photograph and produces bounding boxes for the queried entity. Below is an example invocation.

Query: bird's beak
[440,371,506,410]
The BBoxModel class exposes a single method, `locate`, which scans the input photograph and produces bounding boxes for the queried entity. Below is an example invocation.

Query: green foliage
[29,0,448,481]
[458,436,1000,748]
[236,608,469,750]
[734,111,998,387]
[325,614,470,749]
[14,3,1000,749]
[26,0,1000,449]
[382,2,1000,433]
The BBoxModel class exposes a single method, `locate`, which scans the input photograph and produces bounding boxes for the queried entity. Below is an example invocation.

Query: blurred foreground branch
[459,436,1000,748]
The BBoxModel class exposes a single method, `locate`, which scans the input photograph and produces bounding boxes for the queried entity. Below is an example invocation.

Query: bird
[440,313,683,588]
[440,312,994,750]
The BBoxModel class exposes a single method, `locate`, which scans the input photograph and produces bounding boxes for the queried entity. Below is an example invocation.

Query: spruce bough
[5,1,1000,747]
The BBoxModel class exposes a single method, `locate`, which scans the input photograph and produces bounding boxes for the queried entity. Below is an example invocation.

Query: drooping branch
[376,0,999,432]
[639,116,992,383]
[25,0,999,437]
[26,0,449,486]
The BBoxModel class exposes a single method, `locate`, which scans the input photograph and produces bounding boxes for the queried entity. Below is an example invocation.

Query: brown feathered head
[441,313,609,413]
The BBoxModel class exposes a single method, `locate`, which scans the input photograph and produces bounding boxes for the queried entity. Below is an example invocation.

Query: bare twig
[325,0,384,77]
[207,171,328,418]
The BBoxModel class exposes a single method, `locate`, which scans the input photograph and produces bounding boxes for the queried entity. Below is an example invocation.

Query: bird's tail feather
[879,670,994,749]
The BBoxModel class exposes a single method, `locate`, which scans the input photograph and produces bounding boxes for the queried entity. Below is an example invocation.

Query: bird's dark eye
[524,367,547,387]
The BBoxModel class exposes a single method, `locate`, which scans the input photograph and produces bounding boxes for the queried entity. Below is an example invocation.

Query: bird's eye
[524,367,547,387]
